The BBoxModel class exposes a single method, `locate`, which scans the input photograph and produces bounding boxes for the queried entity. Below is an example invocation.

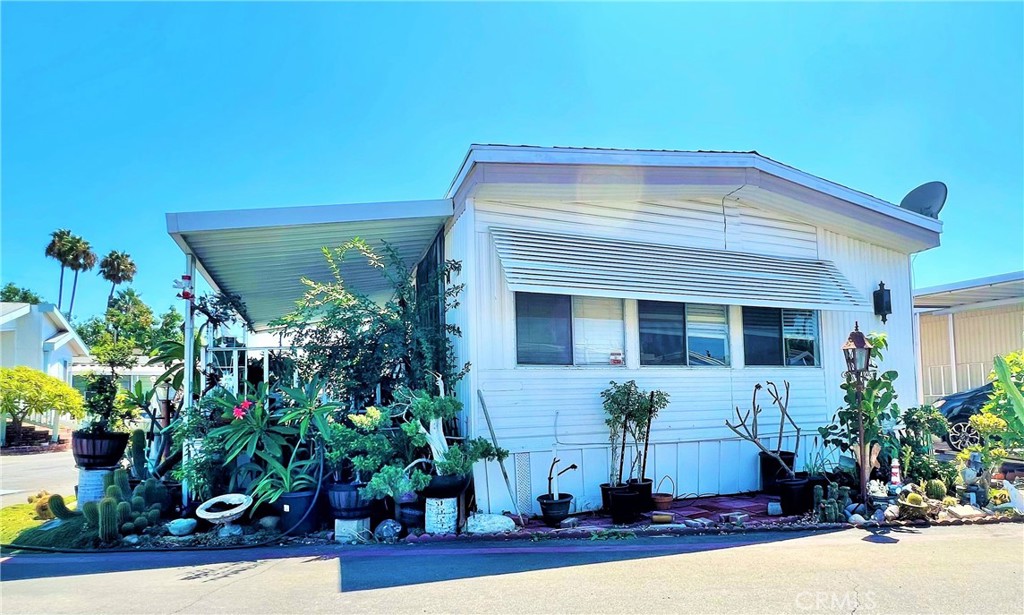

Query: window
[572,297,625,366]
[516,293,572,365]
[639,301,729,366]
[742,307,820,366]
[515,293,624,366]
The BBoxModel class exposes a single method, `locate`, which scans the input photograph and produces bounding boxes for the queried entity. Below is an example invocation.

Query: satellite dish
[899,181,947,218]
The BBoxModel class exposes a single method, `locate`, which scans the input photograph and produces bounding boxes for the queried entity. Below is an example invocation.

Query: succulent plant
[925,479,947,500]
[82,501,99,527]
[47,494,80,520]
[98,497,120,542]
[117,501,133,525]
[906,492,924,506]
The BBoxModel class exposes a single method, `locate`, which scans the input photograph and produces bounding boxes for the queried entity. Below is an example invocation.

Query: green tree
[66,235,97,319]
[151,306,184,346]
[98,251,137,307]
[73,316,107,348]
[0,366,85,432]
[44,228,74,309]
[0,283,44,304]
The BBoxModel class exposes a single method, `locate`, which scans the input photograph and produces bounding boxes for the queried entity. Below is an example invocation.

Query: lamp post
[842,322,873,510]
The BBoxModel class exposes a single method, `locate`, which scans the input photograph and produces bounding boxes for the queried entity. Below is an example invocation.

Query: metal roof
[914,271,1024,310]
[167,200,452,330]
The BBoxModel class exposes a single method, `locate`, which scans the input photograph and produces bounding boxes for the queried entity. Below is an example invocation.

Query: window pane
[784,309,819,366]
[516,293,572,365]
[743,307,783,366]
[572,297,625,366]
[687,304,730,366]
[639,301,686,365]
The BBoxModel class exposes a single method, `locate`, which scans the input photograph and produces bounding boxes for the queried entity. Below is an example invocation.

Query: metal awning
[914,271,1024,310]
[167,200,453,329]
[491,227,869,311]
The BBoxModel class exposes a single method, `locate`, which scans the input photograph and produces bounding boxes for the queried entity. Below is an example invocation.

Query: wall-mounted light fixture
[873,281,892,324]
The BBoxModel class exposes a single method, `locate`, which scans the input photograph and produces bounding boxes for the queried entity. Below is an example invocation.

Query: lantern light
[842,322,873,374]
[873,281,892,324]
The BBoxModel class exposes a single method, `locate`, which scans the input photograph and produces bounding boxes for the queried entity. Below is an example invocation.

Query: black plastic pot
[326,482,370,519]
[420,474,470,499]
[600,483,629,510]
[759,451,796,495]
[627,478,654,512]
[273,489,319,535]
[537,493,574,527]
[396,498,425,532]
[609,489,640,525]
[778,477,810,515]
[802,473,830,509]
[71,431,129,469]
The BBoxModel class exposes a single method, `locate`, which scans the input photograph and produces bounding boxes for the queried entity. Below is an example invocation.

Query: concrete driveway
[0,451,77,508]
[1,524,1021,614]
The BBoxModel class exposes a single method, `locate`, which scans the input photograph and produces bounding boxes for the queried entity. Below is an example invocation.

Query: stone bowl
[196,493,253,526]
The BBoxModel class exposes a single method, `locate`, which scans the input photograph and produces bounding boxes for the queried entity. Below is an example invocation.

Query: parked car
[934,383,993,451]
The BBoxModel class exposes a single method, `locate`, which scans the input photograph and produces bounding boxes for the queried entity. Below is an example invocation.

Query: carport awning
[914,271,1024,310]
[491,227,869,311]
[167,200,453,330]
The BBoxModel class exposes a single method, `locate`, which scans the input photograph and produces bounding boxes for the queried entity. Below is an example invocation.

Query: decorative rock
[167,518,197,537]
[122,534,140,546]
[683,518,713,528]
[947,505,985,520]
[845,503,866,516]
[218,523,243,538]
[374,519,402,543]
[335,518,371,543]
[718,512,749,524]
[766,502,783,516]
[258,516,280,531]
[848,514,867,525]
[873,509,886,523]
[558,517,581,529]
[466,513,517,534]
[884,505,899,521]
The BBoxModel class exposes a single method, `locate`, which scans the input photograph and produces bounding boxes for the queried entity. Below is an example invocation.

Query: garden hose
[1,442,329,555]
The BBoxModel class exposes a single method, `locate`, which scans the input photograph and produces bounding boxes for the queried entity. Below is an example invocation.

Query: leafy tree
[0,366,85,432]
[151,306,184,346]
[0,283,44,304]
[66,235,96,319]
[44,228,74,309]
[98,251,137,307]
[106,288,154,347]
[73,316,107,348]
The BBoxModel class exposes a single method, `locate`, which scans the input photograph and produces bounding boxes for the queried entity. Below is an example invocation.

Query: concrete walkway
[0,451,77,508]
[1,524,1021,614]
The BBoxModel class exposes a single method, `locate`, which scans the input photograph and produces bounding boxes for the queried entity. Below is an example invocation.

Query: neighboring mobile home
[167,145,943,515]
[915,271,1024,404]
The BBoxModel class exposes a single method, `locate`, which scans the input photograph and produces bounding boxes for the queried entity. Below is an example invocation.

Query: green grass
[0,496,97,548]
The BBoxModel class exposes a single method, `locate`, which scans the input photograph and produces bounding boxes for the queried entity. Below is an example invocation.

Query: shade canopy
[491,227,869,311]
[914,271,1024,310]
[167,200,452,329]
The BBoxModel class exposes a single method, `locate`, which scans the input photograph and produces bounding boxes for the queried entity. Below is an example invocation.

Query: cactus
[130,429,149,480]
[823,500,838,523]
[34,495,54,520]
[82,501,99,527]
[813,485,824,514]
[133,515,149,530]
[114,468,132,501]
[131,496,146,514]
[98,497,120,542]
[146,509,160,525]
[925,479,947,500]
[942,496,957,507]
[906,492,923,506]
[121,522,136,534]
[106,485,122,502]
[154,482,170,511]
[827,483,838,502]
[133,484,146,500]
[117,501,133,525]
[103,472,114,493]
[838,486,852,508]
[143,478,158,505]
[48,494,80,520]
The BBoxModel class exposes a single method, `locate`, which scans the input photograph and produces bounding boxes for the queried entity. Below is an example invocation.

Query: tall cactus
[117,501,133,525]
[102,472,114,493]
[130,429,149,480]
[47,494,80,520]
[98,497,120,542]
[106,485,122,502]
[114,468,132,502]
[82,501,99,527]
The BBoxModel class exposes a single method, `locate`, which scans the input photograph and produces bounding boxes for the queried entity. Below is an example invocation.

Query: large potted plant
[0,366,84,446]
[599,380,640,515]
[323,406,396,520]
[536,455,578,527]
[72,334,137,468]
[626,389,670,512]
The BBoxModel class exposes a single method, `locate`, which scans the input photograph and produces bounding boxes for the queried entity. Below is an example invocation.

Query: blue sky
[2,2,1022,323]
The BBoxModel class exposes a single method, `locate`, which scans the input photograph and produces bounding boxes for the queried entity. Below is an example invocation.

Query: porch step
[2,421,63,448]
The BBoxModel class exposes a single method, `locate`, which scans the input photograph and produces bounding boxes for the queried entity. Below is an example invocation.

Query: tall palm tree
[44,229,74,309]
[99,250,137,307]
[66,236,96,319]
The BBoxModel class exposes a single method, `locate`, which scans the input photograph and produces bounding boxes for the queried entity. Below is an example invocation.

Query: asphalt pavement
[1,523,1021,614]
[0,451,78,508]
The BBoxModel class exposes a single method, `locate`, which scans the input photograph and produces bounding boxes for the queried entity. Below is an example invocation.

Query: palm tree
[66,236,97,319]
[99,251,137,307]
[44,229,74,309]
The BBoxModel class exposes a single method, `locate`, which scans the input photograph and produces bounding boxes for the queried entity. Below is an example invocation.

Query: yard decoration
[537,456,578,527]
[725,381,808,514]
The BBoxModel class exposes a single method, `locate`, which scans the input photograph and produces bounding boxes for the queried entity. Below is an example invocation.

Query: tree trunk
[68,270,80,318]
[57,266,66,309]
[108,282,116,307]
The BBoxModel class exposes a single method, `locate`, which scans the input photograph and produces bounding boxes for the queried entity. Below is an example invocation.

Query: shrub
[0,367,84,431]
[983,352,1024,449]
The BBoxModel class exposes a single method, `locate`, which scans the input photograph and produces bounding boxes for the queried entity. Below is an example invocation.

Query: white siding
[454,197,919,515]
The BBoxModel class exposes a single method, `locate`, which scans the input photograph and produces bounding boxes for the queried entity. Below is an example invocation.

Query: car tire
[947,421,980,452]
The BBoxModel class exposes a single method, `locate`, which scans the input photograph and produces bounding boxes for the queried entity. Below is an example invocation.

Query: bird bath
[196,494,252,537]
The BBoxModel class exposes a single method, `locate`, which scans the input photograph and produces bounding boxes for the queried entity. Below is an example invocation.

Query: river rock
[465,513,516,534]
[558,517,581,529]
[873,509,886,523]
[218,523,243,538]
[884,505,899,521]
[122,534,140,546]
[848,514,867,525]
[374,519,402,543]
[845,503,866,516]
[258,516,280,531]
[167,518,197,537]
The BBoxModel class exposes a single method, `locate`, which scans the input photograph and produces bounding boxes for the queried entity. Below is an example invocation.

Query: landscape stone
[167,518,197,537]
[374,519,402,543]
[947,505,985,520]
[718,511,749,524]
[557,517,581,529]
[122,534,140,545]
[217,523,243,538]
[884,505,899,521]
[873,509,886,523]
[258,516,280,531]
[848,514,866,525]
[766,502,783,516]
[466,513,517,534]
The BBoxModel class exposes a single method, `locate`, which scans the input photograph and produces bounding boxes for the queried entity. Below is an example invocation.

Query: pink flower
[233,406,247,420]
[239,399,254,410]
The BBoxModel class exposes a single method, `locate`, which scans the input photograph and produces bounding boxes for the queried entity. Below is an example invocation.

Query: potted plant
[536,456,578,527]
[627,389,669,512]
[72,334,138,468]
[726,381,809,515]
[323,406,395,520]
[599,381,640,517]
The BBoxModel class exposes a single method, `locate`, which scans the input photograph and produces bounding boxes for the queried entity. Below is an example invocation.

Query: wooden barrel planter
[71,431,130,469]
[326,482,370,520]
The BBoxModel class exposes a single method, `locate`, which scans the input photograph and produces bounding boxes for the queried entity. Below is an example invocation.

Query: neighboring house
[915,271,1024,403]
[0,302,89,444]
[167,144,943,514]
[71,354,164,397]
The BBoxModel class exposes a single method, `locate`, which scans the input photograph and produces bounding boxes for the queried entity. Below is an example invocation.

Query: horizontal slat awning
[490,227,869,311]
